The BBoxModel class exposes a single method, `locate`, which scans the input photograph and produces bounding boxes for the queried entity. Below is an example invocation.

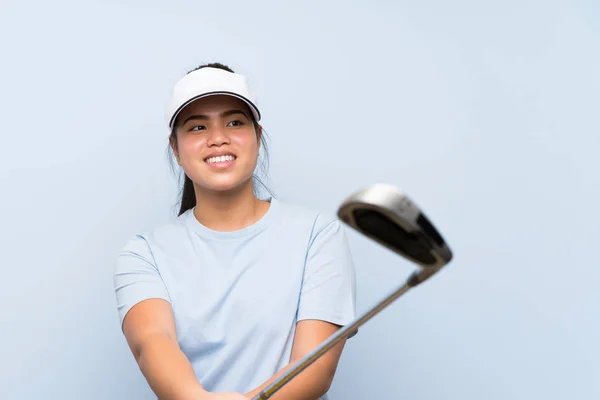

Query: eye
[227,120,245,127]
[189,125,206,131]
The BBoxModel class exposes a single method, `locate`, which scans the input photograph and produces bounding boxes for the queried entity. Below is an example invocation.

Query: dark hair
[166,62,272,217]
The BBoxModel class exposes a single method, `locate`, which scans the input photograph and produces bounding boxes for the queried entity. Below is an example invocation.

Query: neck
[191,180,270,232]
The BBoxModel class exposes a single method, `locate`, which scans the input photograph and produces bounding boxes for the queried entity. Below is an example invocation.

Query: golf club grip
[250,282,413,400]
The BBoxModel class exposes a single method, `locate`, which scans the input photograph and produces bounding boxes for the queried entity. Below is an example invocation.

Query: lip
[203,151,237,162]
[204,152,237,170]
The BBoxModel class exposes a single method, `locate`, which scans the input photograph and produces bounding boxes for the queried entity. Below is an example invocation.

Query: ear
[256,124,263,147]
[169,136,182,165]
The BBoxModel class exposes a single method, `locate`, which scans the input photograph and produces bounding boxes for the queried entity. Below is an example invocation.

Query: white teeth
[206,155,235,164]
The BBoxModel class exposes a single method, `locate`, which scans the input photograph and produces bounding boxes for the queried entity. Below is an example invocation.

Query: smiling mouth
[205,154,236,164]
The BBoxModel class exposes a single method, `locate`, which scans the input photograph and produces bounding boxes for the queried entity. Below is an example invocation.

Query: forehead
[178,95,250,118]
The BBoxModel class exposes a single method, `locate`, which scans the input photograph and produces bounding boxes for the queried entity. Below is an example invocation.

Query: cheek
[178,135,206,157]
[232,131,259,154]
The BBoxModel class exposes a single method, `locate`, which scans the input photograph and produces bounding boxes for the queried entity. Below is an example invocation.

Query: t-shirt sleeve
[113,234,171,329]
[297,216,357,331]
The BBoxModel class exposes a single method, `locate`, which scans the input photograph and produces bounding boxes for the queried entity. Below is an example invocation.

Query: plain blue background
[1,0,598,399]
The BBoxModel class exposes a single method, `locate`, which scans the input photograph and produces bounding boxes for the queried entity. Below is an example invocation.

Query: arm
[246,217,357,400]
[114,235,210,400]
[244,319,347,400]
[122,298,210,400]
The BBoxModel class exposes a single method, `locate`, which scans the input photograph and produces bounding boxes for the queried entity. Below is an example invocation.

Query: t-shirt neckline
[184,197,279,240]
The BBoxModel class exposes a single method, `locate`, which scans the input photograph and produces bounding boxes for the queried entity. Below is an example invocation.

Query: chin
[198,177,253,194]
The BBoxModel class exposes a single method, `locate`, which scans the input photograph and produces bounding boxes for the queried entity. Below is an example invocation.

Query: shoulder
[273,197,345,240]
[119,210,192,256]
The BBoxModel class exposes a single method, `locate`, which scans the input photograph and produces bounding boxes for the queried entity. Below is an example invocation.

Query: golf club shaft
[251,271,427,400]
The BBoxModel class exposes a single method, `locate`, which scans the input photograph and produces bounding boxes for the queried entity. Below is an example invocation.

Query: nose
[206,126,230,147]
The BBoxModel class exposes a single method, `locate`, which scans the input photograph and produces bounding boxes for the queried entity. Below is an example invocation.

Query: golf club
[250,183,453,400]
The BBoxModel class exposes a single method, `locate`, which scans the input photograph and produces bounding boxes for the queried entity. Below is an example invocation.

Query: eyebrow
[181,109,249,125]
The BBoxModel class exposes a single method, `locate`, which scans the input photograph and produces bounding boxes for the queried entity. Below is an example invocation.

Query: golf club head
[338,183,452,272]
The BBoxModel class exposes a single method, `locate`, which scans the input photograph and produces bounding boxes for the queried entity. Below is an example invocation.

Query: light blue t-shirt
[113,197,357,399]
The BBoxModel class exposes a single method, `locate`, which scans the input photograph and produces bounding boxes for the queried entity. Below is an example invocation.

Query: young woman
[113,63,357,400]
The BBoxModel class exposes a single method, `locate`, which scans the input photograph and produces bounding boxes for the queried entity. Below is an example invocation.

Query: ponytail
[178,174,196,216]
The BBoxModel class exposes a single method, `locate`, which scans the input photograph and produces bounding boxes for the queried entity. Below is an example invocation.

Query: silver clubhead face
[337,183,452,269]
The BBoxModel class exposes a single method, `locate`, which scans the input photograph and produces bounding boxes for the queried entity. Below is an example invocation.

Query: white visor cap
[166,67,261,129]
